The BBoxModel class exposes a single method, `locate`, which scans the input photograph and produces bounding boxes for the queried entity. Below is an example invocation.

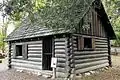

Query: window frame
[14,43,28,59]
[77,36,95,51]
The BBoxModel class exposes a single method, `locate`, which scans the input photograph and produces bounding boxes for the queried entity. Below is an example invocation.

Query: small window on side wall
[16,45,22,56]
[78,37,95,51]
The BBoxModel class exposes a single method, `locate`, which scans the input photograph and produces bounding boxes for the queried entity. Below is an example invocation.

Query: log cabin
[6,0,116,79]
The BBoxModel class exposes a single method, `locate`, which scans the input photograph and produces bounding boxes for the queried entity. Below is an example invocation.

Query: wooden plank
[28,50,42,53]
[95,40,107,43]
[22,44,28,59]
[11,59,42,65]
[55,49,65,52]
[55,54,66,58]
[75,57,108,64]
[95,48,108,51]
[57,58,66,63]
[95,42,108,45]
[28,54,42,58]
[57,63,66,67]
[55,42,65,46]
[75,60,108,70]
[28,57,42,62]
[74,51,108,55]
[28,44,42,47]
[75,63,109,74]
[74,54,108,59]
[55,46,66,49]
[95,45,108,48]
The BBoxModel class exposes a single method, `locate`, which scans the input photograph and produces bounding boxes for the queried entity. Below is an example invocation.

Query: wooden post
[108,37,112,67]
[8,42,11,68]
[52,37,56,79]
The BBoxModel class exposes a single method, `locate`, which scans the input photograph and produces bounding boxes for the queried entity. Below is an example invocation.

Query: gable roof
[6,0,116,41]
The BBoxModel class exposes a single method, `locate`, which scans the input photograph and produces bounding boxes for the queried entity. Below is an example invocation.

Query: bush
[0,53,6,59]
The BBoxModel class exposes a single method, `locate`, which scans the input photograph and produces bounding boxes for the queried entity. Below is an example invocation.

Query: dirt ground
[80,55,120,80]
[0,55,120,80]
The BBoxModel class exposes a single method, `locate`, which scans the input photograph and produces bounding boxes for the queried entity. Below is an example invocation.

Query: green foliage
[5,0,95,30]
[102,0,120,47]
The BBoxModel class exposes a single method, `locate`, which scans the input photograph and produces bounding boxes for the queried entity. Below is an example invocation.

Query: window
[16,45,22,56]
[78,37,95,51]
[84,38,92,49]
[14,44,28,59]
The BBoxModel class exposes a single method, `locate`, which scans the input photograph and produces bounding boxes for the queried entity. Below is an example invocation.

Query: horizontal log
[74,54,108,59]
[75,63,109,74]
[75,60,108,70]
[55,42,65,46]
[28,57,42,62]
[11,62,42,70]
[28,49,42,52]
[57,63,66,68]
[11,59,42,65]
[55,52,65,55]
[74,51,108,55]
[55,46,66,49]
[95,37,107,40]
[95,40,107,43]
[28,44,42,47]
[23,41,42,44]
[55,54,66,58]
[55,38,66,42]
[95,48,108,51]
[73,48,77,51]
[75,57,108,64]
[28,50,42,53]
[28,54,42,58]
[55,49,65,52]
[95,42,108,45]
[57,58,66,63]
[56,67,66,73]
[95,45,108,48]
[28,47,42,50]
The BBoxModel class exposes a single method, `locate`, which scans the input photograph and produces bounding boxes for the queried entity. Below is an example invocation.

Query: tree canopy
[103,0,120,46]
[4,0,95,30]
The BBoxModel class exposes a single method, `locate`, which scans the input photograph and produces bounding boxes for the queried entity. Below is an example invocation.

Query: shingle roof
[6,23,71,41]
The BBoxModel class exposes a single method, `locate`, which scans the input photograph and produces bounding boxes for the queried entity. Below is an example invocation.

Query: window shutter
[22,44,28,59]
[92,37,95,49]
[78,37,84,50]
[13,44,16,58]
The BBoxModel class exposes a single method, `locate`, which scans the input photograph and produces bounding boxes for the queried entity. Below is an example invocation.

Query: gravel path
[0,69,52,80]
[0,58,52,80]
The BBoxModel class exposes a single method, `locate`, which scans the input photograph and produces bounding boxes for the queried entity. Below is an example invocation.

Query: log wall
[10,41,43,71]
[73,35,109,74]
[54,38,67,78]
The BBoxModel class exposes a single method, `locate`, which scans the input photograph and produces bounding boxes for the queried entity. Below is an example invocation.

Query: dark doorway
[42,37,52,70]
